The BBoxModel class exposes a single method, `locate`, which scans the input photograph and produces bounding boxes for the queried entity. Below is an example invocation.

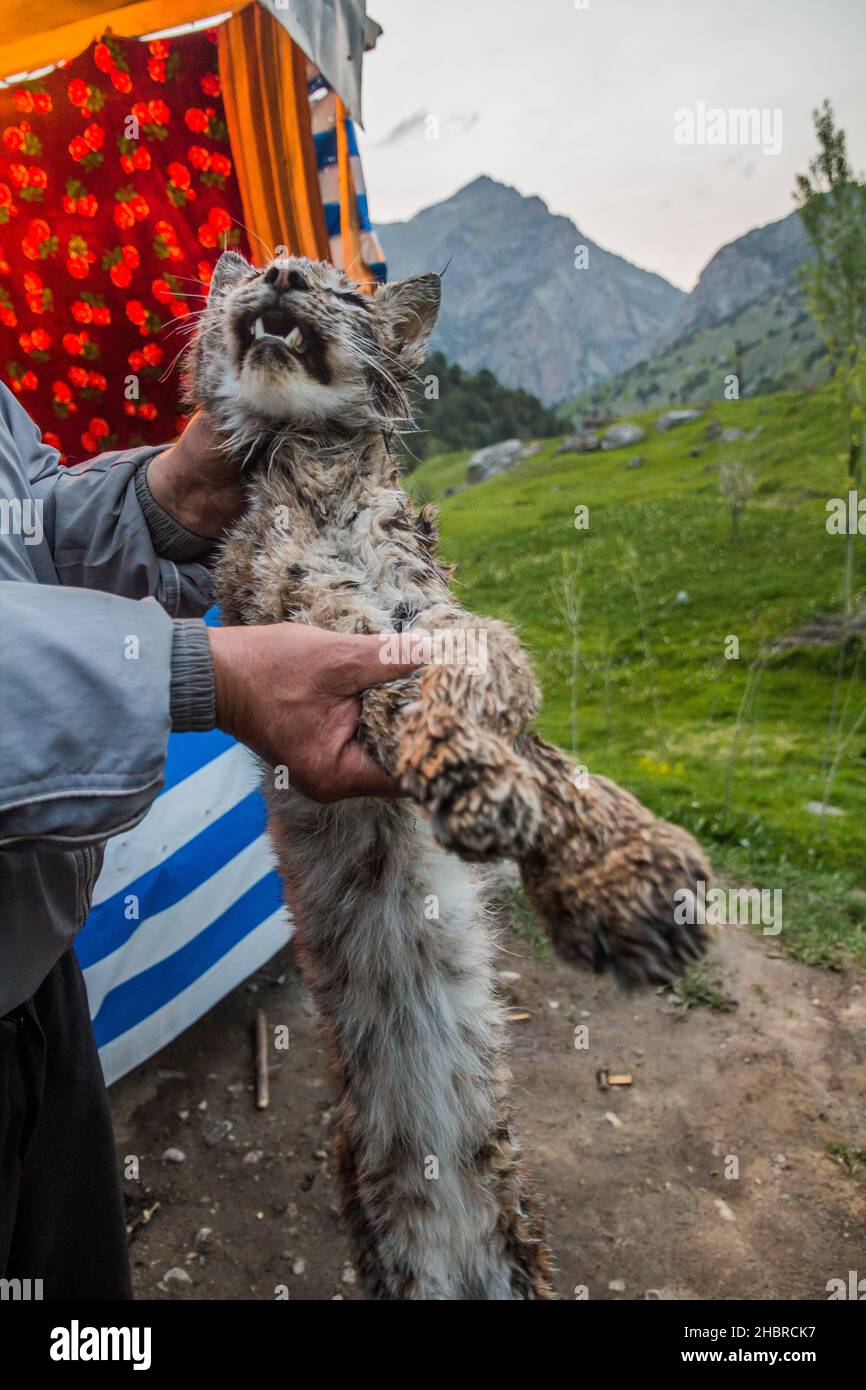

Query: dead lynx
[188,251,709,1300]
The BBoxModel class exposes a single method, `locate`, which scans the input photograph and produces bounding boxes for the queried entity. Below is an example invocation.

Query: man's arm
[2,384,233,619]
[0,583,418,848]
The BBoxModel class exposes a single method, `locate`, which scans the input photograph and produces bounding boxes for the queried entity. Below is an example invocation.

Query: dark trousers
[0,948,132,1299]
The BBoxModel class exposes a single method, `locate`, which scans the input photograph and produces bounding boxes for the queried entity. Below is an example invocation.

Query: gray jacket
[0,383,218,1015]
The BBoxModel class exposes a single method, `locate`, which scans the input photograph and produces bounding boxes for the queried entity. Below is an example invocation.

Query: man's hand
[146,411,243,539]
[208,622,421,801]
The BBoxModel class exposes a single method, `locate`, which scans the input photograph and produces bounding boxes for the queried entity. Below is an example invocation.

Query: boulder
[656,409,703,432]
[466,438,523,484]
[558,431,600,454]
[601,422,645,451]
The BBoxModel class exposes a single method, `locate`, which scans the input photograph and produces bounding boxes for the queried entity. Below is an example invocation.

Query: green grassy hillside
[407,385,866,966]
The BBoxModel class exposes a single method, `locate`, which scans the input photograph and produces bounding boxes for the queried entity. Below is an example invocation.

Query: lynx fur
[188,251,710,1300]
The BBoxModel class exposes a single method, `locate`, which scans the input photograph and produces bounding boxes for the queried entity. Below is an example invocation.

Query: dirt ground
[110,920,866,1301]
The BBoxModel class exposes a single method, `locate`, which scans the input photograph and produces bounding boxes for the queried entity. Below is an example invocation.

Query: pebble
[774,1153,788,1169]
[498,971,522,983]
[342,1264,357,1286]
[548,1000,560,1011]
[204,1120,233,1147]
[608,1278,626,1292]
[164,1267,193,1288]
[161,1147,186,1164]
[243,1150,263,1165]
[714,1198,735,1222]
[604,1112,623,1129]
[195,1228,212,1248]
[292,1258,306,1276]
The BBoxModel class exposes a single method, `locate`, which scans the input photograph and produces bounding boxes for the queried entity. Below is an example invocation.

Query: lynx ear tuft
[374,272,441,369]
[209,250,251,298]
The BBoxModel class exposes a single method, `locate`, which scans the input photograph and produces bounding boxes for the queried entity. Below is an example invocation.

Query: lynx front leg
[386,617,547,861]
[518,734,710,985]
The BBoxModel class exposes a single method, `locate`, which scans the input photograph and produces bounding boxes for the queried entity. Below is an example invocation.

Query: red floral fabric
[0,28,249,463]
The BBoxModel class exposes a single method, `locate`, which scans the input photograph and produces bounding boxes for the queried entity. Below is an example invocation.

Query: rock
[656,409,702,431]
[204,1119,234,1147]
[714,1198,735,1222]
[773,1154,788,1169]
[675,591,689,603]
[163,1267,193,1288]
[601,422,645,451]
[558,430,599,454]
[603,1111,624,1129]
[626,455,644,469]
[342,1263,358,1286]
[161,1147,186,1164]
[803,801,844,817]
[292,1257,306,1276]
[243,1149,263,1165]
[608,1278,626,1292]
[720,427,744,443]
[195,1227,212,1247]
[466,439,522,484]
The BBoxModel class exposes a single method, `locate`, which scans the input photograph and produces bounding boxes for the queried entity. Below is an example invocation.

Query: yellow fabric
[0,0,245,81]
[218,5,330,265]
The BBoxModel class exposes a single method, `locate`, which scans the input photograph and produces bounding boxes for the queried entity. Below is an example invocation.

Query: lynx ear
[374,272,441,368]
[209,250,251,297]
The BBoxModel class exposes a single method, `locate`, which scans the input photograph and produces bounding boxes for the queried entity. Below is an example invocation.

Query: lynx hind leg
[517,735,710,986]
[392,618,546,862]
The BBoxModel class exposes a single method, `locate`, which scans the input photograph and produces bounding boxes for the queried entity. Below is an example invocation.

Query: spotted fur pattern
[187,252,709,1299]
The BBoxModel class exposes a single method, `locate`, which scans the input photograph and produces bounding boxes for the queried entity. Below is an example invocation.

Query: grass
[406,384,866,968]
[665,964,739,1015]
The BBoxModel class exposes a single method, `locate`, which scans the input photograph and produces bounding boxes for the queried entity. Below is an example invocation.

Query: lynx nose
[264,264,308,293]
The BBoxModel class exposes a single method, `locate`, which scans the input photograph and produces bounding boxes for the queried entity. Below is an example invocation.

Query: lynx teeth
[284,327,304,351]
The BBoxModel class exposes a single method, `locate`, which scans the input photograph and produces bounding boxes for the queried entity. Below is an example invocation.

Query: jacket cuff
[170,619,217,732]
[135,456,217,563]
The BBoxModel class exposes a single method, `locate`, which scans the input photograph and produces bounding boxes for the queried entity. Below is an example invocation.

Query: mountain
[378,175,684,406]
[652,209,813,352]
[559,210,826,418]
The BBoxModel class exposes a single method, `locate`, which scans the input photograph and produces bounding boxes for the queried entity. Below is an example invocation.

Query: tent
[0,2,386,1081]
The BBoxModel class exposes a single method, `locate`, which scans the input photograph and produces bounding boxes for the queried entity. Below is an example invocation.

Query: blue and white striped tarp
[77,612,292,1085]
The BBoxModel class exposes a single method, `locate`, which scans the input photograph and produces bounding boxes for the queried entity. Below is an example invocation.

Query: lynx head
[189,250,440,436]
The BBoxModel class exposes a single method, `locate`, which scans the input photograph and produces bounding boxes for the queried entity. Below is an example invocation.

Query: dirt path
[110,923,866,1300]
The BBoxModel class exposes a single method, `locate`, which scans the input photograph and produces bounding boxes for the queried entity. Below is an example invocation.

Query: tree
[794,100,866,615]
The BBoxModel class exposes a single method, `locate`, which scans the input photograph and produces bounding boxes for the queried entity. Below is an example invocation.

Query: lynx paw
[397,710,543,861]
[521,818,709,986]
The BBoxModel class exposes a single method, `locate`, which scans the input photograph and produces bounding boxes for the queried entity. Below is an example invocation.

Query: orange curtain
[335,94,364,284]
[218,3,329,265]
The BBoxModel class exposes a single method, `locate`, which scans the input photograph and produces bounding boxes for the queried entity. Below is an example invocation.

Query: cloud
[375,109,480,146]
[376,109,427,146]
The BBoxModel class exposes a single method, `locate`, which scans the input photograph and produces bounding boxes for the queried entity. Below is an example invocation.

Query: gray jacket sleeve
[0,387,218,848]
[30,435,216,620]
[0,583,174,845]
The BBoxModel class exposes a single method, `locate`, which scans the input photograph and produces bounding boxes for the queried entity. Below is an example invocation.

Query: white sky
[359,0,866,290]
